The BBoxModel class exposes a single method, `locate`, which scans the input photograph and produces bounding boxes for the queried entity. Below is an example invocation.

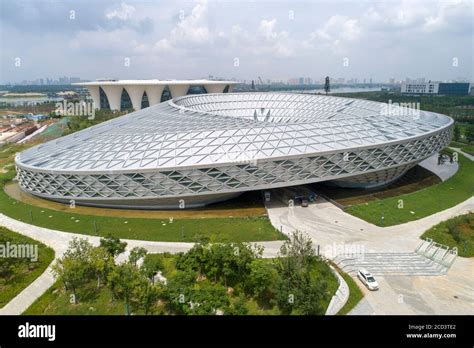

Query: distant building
[401,82,470,96]
[25,113,47,121]
[74,79,238,111]
[437,83,471,96]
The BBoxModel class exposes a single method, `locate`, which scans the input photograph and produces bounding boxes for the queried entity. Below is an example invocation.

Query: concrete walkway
[449,146,474,161]
[266,189,473,256]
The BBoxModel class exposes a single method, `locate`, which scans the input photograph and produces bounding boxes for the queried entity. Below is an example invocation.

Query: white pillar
[168,84,190,98]
[227,84,234,93]
[144,85,165,106]
[101,85,123,111]
[86,86,101,110]
[125,85,146,111]
[204,84,227,94]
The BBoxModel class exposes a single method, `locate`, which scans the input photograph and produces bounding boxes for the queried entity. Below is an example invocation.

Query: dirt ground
[4,183,267,219]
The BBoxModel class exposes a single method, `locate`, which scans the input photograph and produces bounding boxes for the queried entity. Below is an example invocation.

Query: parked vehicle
[357,269,379,290]
[301,198,309,207]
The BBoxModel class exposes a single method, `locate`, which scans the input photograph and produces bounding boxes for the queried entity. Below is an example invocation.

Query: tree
[465,125,474,143]
[107,262,143,315]
[132,279,161,315]
[453,125,461,142]
[226,295,249,315]
[277,231,317,269]
[245,260,278,307]
[90,247,114,289]
[141,255,164,281]
[52,238,96,302]
[163,270,198,314]
[273,231,329,315]
[176,243,210,276]
[128,247,147,266]
[100,235,127,257]
[188,282,230,315]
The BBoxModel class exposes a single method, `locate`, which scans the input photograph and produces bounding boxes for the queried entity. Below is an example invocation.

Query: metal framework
[16,93,453,209]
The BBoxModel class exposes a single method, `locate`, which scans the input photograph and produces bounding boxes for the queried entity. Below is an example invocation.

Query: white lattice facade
[16,93,453,209]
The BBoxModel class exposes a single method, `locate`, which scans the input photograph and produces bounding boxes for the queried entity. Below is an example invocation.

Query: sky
[0,0,473,83]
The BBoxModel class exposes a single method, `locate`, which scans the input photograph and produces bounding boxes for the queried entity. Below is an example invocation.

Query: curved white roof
[74,79,237,86]
[16,93,452,174]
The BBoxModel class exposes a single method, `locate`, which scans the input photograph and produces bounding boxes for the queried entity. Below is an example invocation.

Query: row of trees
[171,231,332,315]
[53,232,334,315]
[52,236,161,314]
[453,124,474,143]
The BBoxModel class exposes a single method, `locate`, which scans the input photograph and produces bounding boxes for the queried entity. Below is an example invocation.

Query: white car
[357,269,379,290]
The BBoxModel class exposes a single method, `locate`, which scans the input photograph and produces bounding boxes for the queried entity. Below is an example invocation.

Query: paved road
[349,256,474,315]
[265,191,474,315]
[266,189,473,256]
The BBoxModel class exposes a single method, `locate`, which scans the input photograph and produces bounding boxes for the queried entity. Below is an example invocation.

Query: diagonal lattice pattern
[16,93,453,208]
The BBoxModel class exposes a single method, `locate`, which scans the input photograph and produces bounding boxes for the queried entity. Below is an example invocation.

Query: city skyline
[1,0,473,84]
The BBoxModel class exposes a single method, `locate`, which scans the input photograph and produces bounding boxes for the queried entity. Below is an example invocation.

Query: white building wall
[401,82,439,95]
[144,85,165,106]
[101,85,123,111]
[86,86,101,110]
[125,85,146,111]
[168,84,190,98]
[204,83,227,94]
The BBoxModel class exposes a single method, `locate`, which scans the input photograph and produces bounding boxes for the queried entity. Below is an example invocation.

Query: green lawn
[24,280,149,315]
[0,188,284,242]
[346,152,474,226]
[421,213,474,257]
[0,227,55,308]
[335,267,364,315]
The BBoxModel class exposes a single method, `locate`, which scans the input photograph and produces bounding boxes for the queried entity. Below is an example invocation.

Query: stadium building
[15,93,453,209]
[74,79,238,111]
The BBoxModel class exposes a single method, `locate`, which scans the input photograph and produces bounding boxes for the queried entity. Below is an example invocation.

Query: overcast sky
[1,0,473,83]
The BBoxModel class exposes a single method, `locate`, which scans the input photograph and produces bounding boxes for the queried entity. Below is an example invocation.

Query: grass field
[24,280,142,315]
[421,213,474,257]
[0,188,284,242]
[312,165,440,207]
[346,152,473,226]
[336,269,364,315]
[0,227,54,308]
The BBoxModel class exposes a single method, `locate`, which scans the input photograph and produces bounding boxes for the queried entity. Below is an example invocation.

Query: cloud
[106,2,136,21]
[155,0,213,52]
[0,0,472,83]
